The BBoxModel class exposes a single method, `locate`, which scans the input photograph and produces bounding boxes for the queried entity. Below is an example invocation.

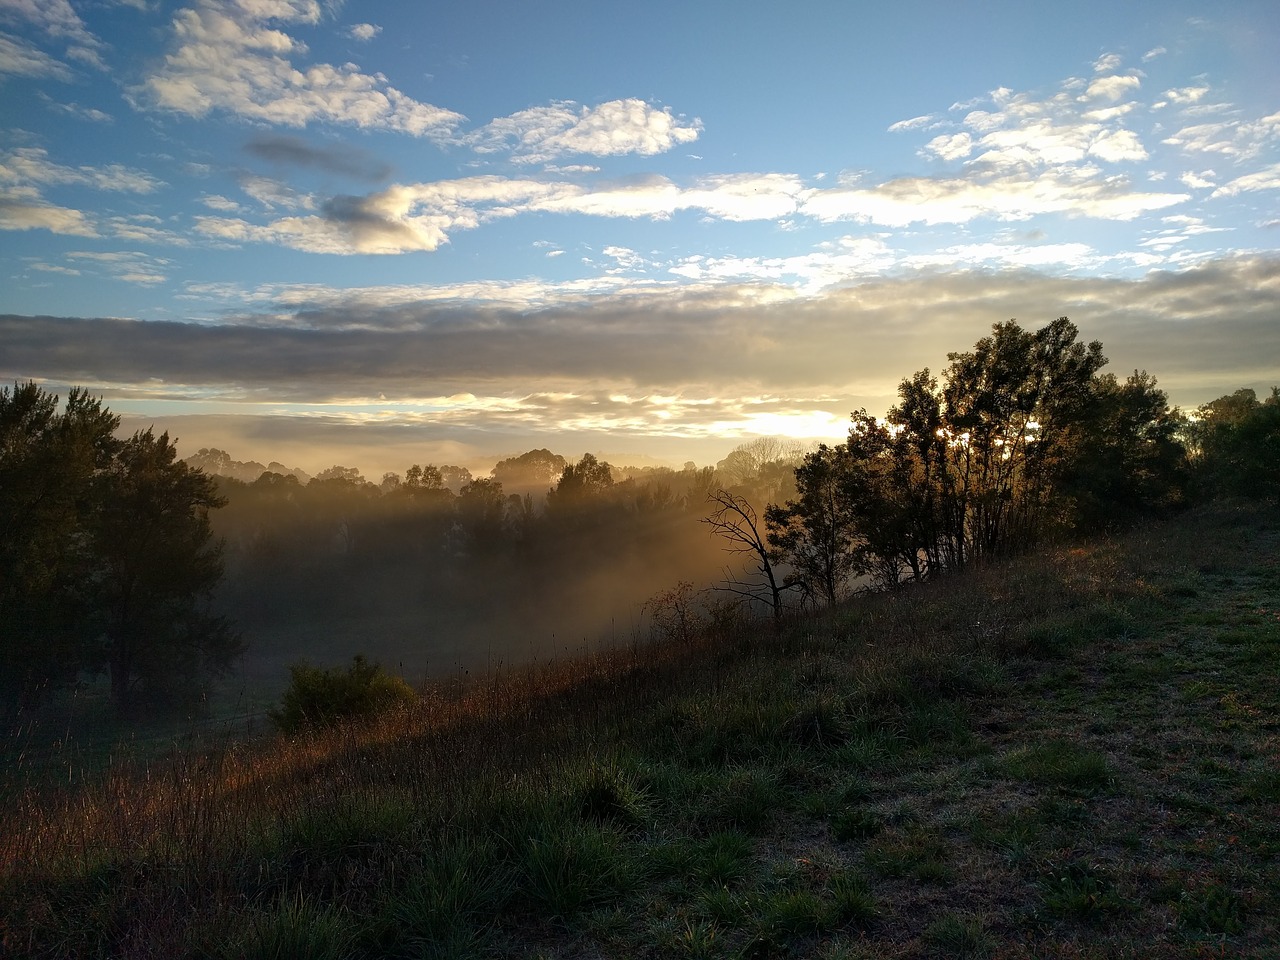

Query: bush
[270,655,418,732]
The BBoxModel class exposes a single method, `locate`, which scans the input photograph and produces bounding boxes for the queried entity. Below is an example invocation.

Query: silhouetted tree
[88,428,242,710]
[703,489,786,627]
[1,383,119,700]
[1188,387,1280,499]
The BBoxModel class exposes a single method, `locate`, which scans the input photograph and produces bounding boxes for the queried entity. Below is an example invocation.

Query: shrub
[270,654,418,732]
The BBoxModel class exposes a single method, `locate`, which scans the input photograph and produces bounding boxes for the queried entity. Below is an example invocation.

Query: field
[2,499,1278,958]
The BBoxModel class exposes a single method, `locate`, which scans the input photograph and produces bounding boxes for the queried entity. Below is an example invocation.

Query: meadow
[2,498,1278,958]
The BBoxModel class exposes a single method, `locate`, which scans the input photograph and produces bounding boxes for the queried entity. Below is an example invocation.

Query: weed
[518,820,638,919]
[922,912,995,957]
[222,891,355,960]
[1036,856,1124,922]
[1176,882,1246,935]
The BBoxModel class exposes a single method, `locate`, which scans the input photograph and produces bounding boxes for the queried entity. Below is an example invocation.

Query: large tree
[88,428,241,709]
[0,384,239,710]
[1,384,120,699]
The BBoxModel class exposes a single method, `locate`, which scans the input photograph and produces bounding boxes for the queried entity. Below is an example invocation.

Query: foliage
[270,654,418,732]
[1,384,237,710]
[89,428,241,709]
[1187,386,1280,500]
[765,319,1190,595]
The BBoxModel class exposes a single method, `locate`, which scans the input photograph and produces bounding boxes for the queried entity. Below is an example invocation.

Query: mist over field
[192,442,801,697]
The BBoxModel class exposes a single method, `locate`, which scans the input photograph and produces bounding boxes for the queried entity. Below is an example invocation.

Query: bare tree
[701,489,787,628]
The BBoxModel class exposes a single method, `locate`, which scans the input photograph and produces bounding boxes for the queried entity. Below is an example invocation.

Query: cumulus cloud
[346,22,379,41]
[467,98,701,163]
[1085,74,1142,101]
[136,0,463,137]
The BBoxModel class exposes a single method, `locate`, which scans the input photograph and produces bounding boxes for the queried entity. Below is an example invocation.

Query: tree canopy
[0,384,240,710]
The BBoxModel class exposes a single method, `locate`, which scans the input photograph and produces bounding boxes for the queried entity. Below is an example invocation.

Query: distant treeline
[2,317,1276,712]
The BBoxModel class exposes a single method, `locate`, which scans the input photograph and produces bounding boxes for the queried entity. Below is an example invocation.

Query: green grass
[3,500,1279,957]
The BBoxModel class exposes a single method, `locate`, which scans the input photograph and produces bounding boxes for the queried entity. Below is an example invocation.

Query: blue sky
[2,0,1278,476]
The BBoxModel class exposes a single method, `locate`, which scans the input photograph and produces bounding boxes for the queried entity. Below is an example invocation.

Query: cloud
[800,169,1185,226]
[1093,53,1123,73]
[0,146,165,193]
[1163,111,1280,159]
[0,0,107,69]
[136,0,463,137]
[345,22,379,41]
[0,32,72,79]
[1211,163,1280,198]
[1084,74,1142,102]
[1142,46,1167,62]
[888,115,935,132]
[244,132,391,181]
[467,99,701,163]
[1179,170,1216,189]
[4,257,1277,438]
[238,173,313,210]
[0,190,97,235]
[200,193,245,211]
[922,132,973,162]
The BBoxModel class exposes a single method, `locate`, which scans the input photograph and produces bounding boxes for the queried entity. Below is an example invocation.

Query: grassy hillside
[2,500,1278,958]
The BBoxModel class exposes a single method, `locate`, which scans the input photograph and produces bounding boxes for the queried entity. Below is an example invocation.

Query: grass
[3,499,1279,957]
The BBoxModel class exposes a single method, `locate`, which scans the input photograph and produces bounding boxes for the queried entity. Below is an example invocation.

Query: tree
[455,477,508,554]
[491,448,567,497]
[1188,387,1280,499]
[767,319,1185,593]
[703,489,787,627]
[88,429,242,710]
[1,383,120,699]
[546,453,615,515]
[2,388,239,710]
[766,444,863,607]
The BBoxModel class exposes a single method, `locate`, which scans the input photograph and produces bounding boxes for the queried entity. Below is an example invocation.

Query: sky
[1,0,1278,478]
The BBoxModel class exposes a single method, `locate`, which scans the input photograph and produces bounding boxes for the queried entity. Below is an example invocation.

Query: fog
[201,441,802,701]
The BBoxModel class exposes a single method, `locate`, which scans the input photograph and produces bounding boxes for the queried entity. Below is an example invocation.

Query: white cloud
[66,248,174,285]
[200,193,245,211]
[888,115,935,132]
[800,169,1186,226]
[1085,74,1141,101]
[0,32,71,78]
[1093,53,1123,73]
[1179,170,1216,189]
[0,147,165,193]
[239,173,313,210]
[1142,46,1166,62]
[467,99,701,163]
[1163,111,1280,159]
[1088,128,1147,163]
[1211,163,1280,198]
[0,0,106,68]
[923,132,973,162]
[0,189,97,235]
[137,0,463,137]
[27,260,79,275]
[346,22,379,41]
